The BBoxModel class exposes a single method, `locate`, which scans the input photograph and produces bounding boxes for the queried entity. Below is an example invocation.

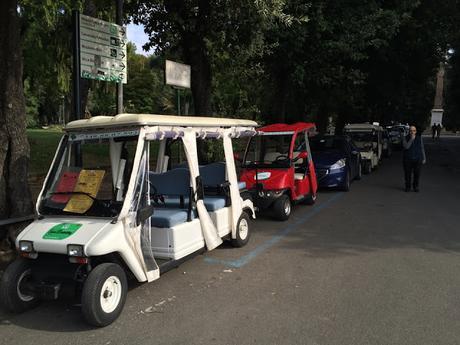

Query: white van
[1,114,257,326]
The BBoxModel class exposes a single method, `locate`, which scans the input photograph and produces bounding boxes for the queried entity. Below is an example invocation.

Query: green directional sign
[79,14,127,84]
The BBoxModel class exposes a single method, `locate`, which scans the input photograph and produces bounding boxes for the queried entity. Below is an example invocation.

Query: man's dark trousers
[404,159,422,189]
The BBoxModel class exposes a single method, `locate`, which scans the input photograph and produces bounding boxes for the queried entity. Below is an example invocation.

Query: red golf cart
[239,123,318,221]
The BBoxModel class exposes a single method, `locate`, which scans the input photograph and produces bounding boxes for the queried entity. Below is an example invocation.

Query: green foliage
[17,0,460,131]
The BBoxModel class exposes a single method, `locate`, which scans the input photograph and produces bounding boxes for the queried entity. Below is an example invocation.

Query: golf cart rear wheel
[81,263,127,327]
[0,258,39,313]
[273,194,291,221]
[231,212,251,248]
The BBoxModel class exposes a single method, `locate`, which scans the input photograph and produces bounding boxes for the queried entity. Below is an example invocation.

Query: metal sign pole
[72,9,81,121]
[116,0,124,114]
[177,88,181,115]
[72,9,82,166]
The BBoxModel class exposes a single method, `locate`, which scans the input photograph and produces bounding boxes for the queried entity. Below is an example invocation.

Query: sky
[127,23,151,56]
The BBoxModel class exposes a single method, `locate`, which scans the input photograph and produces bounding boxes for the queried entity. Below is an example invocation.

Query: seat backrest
[149,168,190,196]
[199,162,226,187]
[264,151,282,162]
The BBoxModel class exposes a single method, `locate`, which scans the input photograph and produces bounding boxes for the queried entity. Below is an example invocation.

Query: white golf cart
[1,114,257,327]
[344,123,383,174]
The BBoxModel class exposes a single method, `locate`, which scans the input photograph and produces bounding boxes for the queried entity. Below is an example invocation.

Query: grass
[27,128,63,176]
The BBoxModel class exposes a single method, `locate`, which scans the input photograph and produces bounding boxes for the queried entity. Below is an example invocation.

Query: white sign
[430,109,443,126]
[79,14,127,84]
[165,60,191,88]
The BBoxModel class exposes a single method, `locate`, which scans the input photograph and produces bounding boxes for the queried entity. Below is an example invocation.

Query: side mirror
[136,205,154,226]
[293,151,308,162]
[351,150,359,155]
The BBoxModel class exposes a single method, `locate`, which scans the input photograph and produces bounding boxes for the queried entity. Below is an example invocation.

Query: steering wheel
[274,154,289,161]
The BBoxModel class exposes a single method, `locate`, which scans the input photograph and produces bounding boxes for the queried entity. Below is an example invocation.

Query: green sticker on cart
[42,223,82,240]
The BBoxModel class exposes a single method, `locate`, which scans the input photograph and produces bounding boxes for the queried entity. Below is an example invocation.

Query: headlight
[67,244,85,257]
[19,240,34,253]
[330,159,346,170]
[255,172,271,180]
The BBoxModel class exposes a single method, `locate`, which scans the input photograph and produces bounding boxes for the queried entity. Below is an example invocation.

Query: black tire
[364,161,372,174]
[341,170,350,191]
[231,212,251,247]
[355,162,362,180]
[0,258,39,313]
[302,193,317,205]
[272,194,291,221]
[240,191,253,202]
[81,263,128,327]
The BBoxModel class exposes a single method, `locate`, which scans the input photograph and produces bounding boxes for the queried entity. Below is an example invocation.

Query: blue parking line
[204,192,344,268]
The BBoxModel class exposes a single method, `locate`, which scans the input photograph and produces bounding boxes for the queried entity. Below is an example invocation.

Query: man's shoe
[413,187,419,192]
[405,187,410,192]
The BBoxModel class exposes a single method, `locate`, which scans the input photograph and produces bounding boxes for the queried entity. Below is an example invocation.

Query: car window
[310,137,343,151]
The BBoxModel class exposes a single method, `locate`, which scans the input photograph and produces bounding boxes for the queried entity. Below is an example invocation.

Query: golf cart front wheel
[364,162,372,174]
[81,263,127,327]
[273,194,291,221]
[0,258,39,313]
[231,212,251,248]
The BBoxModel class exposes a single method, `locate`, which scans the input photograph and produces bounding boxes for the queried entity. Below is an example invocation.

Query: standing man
[402,125,426,192]
[436,123,442,139]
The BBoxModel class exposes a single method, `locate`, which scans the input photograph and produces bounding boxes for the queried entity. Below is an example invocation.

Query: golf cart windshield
[345,131,378,151]
[38,132,138,218]
[243,133,292,168]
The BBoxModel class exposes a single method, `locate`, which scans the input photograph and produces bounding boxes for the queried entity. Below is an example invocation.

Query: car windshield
[243,134,292,168]
[38,133,138,217]
[310,137,344,152]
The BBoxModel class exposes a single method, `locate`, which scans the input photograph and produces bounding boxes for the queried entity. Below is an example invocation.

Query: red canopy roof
[259,122,316,133]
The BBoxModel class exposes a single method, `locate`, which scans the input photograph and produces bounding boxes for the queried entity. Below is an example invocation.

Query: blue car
[310,135,362,191]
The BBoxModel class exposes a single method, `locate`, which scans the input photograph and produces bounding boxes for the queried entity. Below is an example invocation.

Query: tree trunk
[0,0,34,243]
[182,34,212,162]
[183,36,212,116]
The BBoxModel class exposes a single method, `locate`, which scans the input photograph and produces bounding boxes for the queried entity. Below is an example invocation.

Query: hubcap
[17,269,34,302]
[239,218,249,240]
[284,199,291,216]
[100,276,122,314]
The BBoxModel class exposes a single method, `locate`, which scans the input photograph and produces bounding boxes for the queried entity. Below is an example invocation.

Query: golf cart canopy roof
[64,113,258,131]
[259,122,316,134]
[344,123,383,132]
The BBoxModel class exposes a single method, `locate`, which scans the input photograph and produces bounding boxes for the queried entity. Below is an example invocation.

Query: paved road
[1,137,460,345]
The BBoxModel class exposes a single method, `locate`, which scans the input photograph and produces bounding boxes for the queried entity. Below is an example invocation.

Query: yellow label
[64,169,105,214]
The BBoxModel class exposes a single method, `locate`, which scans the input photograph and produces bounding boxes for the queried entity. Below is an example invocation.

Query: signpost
[79,14,127,84]
[165,60,191,116]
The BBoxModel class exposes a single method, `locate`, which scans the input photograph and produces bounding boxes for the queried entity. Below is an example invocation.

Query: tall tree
[128,0,287,116]
[0,0,34,241]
